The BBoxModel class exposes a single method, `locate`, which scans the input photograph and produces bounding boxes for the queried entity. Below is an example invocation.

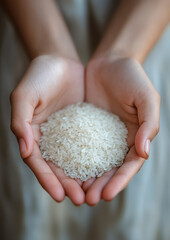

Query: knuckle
[10,87,22,103]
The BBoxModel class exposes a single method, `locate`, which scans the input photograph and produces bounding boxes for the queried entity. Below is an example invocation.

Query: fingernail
[19,138,26,158]
[144,139,150,159]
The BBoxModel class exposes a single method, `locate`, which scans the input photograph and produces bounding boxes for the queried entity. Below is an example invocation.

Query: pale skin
[2,0,170,206]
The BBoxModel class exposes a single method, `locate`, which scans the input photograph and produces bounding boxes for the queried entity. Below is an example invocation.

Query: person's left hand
[83,54,160,205]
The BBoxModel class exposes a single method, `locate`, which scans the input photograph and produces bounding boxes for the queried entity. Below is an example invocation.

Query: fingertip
[86,201,98,207]
[72,191,85,206]
[47,164,85,206]
[37,173,66,203]
[45,184,65,203]
[135,143,148,159]
[76,189,86,206]
[102,174,128,202]
[85,189,100,206]
[52,188,65,203]
[63,180,85,206]
[144,139,150,159]
[102,182,126,202]
[102,187,116,202]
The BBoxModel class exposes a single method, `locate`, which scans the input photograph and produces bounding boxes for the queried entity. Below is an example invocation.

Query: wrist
[30,45,80,62]
[30,53,82,66]
[91,48,140,66]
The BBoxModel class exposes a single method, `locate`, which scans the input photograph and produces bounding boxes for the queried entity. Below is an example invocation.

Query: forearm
[94,0,170,63]
[1,0,79,60]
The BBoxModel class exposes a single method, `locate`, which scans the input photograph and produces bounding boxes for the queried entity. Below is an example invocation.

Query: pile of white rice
[40,103,128,181]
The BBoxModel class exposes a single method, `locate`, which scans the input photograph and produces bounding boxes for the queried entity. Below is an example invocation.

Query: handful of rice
[40,103,128,181]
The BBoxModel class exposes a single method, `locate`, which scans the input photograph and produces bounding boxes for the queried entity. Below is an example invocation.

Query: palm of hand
[83,57,154,205]
[13,55,159,206]
[19,56,85,205]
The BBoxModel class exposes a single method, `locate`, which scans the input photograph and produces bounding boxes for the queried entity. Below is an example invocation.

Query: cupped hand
[83,55,160,205]
[10,55,85,205]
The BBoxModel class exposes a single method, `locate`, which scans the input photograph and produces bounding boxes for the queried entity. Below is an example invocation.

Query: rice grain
[40,103,129,181]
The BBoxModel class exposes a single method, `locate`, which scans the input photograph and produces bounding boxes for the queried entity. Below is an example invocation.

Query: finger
[75,178,83,186]
[135,91,160,158]
[82,178,96,192]
[10,88,36,158]
[102,146,145,201]
[85,168,118,206]
[48,161,85,206]
[24,142,65,202]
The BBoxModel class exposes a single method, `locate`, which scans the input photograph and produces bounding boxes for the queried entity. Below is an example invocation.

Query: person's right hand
[10,54,85,205]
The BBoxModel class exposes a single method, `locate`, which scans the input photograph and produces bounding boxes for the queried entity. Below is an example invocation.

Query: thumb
[10,89,35,158]
[135,91,160,159]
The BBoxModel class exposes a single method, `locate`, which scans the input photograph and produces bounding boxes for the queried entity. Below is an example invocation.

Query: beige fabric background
[0,0,170,240]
